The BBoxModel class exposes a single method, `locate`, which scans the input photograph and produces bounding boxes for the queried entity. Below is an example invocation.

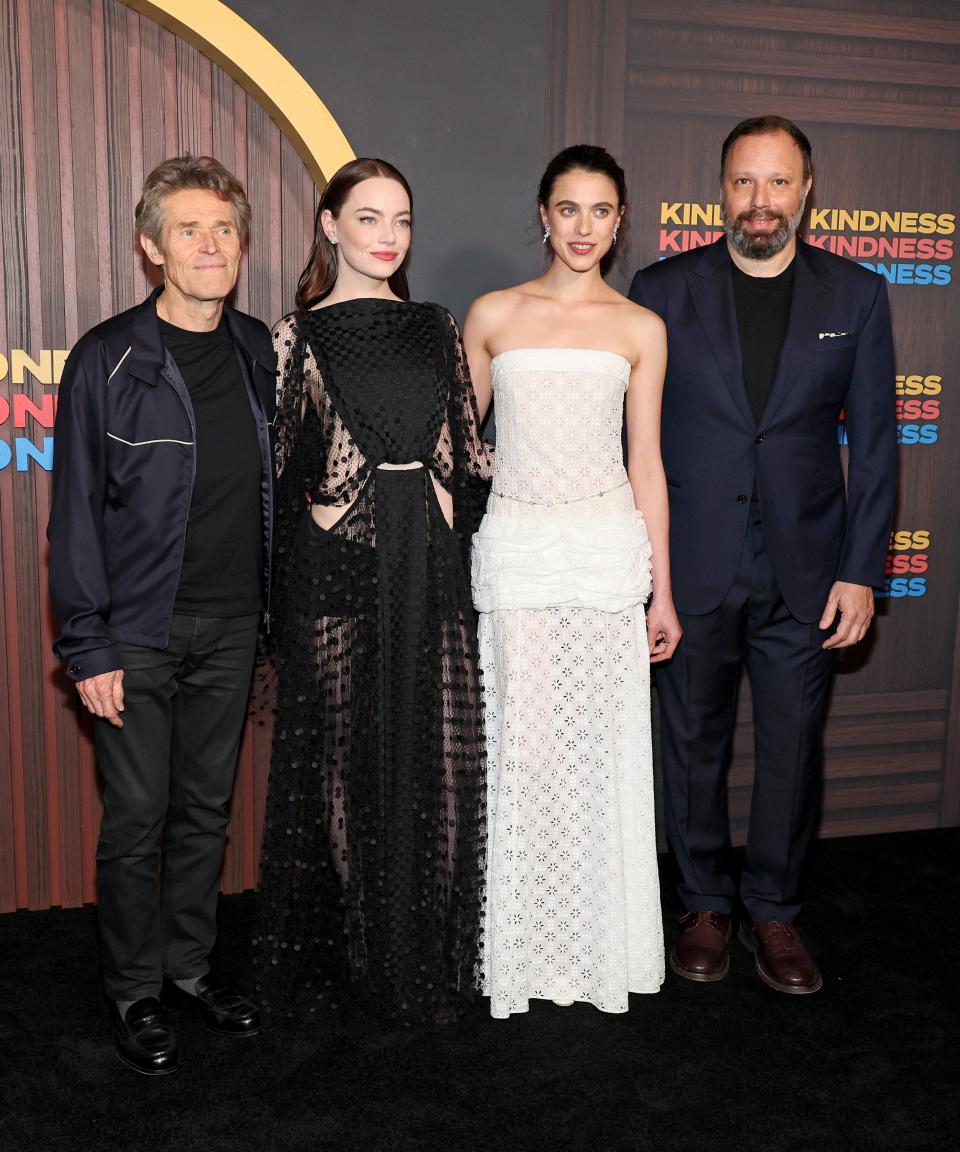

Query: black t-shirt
[160,318,263,616]
[731,258,795,426]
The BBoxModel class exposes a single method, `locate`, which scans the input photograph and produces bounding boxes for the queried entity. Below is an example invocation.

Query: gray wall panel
[229,0,549,321]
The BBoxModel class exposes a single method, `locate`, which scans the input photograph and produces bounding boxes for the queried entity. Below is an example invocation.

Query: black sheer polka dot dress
[253,299,493,1025]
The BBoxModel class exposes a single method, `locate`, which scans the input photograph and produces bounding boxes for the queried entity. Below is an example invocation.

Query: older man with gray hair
[49,155,275,1074]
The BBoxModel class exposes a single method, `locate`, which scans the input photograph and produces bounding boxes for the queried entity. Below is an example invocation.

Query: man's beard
[722,194,806,260]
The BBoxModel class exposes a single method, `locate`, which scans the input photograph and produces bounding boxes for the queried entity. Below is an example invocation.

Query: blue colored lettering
[897,423,939,444]
[858,262,952,286]
[877,576,928,599]
[0,436,54,471]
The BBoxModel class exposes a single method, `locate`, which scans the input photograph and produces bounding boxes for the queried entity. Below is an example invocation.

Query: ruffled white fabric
[472,504,652,613]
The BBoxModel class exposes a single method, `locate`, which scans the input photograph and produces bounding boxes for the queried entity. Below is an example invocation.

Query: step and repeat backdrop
[546,0,960,842]
[0,0,957,910]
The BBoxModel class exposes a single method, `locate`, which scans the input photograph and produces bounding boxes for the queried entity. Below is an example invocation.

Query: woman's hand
[646,596,682,663]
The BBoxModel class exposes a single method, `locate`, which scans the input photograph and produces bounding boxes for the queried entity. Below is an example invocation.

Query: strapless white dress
[472,348,664,1019]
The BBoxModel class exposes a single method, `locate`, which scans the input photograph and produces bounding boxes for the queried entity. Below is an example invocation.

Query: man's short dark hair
[720,116,813,183]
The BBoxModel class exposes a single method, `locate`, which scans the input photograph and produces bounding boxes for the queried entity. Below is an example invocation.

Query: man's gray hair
[135,155,251,247]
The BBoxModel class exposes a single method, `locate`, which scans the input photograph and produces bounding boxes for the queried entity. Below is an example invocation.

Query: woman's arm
[464,293,507,423]
[429,306,494,556]
[433,306,494,485]
[624,309,681,663]
[271,313,303,483]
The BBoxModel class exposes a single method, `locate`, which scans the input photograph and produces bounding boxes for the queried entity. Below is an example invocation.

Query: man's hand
[819,581,875,650]
[76,669,125,727]
[647,597,682,664]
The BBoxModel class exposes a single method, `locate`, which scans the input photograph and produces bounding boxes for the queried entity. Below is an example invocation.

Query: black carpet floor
[1,829,957,1152]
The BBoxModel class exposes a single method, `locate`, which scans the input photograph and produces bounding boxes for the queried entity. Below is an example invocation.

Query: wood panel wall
[547,0,960,843]
[3,0,958,911]
[0,0,319,911]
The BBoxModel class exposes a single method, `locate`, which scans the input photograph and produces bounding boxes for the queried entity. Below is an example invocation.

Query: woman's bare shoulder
[468,282,540,317]
[466,284,539,342]
[619,295,666,340]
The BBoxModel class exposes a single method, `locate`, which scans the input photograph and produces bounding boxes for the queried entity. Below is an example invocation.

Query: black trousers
[92,612,259,1001]
[657,504,832,923]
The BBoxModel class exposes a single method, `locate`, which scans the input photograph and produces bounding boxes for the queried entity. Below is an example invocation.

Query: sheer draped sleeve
[271,313,369,619]
[270,313,309,629]
[431,306,494,570]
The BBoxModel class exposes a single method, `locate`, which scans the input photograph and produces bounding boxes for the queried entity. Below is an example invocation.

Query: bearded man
[629,116,895,994]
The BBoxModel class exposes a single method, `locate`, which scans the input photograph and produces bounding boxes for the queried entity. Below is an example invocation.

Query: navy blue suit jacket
[628,238,896,623]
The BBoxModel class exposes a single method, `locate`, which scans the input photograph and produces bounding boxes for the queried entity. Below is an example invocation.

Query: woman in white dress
[465,145,680,1018]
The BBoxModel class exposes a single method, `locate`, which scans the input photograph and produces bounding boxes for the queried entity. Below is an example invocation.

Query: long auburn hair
[296,158,413,310]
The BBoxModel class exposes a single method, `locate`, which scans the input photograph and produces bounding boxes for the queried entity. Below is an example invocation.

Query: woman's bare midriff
[310,462,453,531]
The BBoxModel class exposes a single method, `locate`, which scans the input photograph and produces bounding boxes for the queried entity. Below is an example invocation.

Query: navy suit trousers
[657,502,832,923]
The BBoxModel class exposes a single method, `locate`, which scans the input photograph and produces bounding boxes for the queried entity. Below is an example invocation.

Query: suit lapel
[685,241,754,429]
[760,240,835,427]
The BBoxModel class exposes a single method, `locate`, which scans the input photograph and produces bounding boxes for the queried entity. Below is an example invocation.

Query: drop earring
[612,223,620,244]
[542,225,551,245]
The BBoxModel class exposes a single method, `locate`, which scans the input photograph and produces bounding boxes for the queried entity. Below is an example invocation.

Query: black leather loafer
[164,972,262,1036]
[110,997,179,1076]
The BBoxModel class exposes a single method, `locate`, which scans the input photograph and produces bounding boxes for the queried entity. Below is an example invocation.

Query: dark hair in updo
[537,145,628,271]
[538,144,627,209]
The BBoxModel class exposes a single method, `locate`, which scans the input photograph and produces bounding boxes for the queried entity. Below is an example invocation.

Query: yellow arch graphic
[125,0,354,185]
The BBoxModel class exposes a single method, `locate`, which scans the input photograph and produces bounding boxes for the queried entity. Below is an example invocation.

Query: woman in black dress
[254,159,492,1024]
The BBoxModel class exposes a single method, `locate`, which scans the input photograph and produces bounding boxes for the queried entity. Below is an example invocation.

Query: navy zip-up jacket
[48,287,276,682]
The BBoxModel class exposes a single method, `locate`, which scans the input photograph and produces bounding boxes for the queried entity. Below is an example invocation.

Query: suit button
[755,434,764,444]
[737,495,748,504]
[69,663,81,676]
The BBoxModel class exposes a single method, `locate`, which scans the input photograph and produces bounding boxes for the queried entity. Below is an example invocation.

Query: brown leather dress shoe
[669,910,731,982]
[738,920,823,995]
